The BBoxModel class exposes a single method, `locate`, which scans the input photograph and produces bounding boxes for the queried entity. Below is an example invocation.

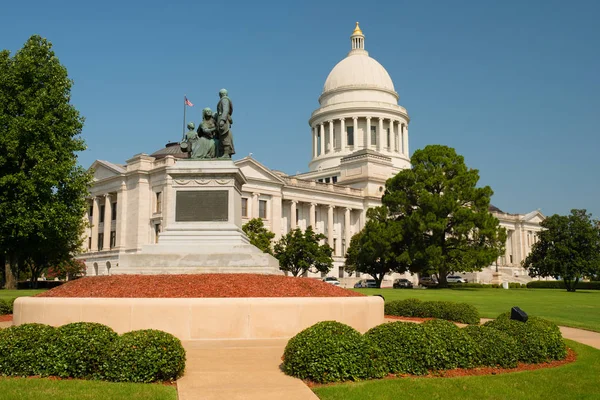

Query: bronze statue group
[182,89,235,159]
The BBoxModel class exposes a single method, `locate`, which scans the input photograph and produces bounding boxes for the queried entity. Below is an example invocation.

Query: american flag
[184,96,193,107]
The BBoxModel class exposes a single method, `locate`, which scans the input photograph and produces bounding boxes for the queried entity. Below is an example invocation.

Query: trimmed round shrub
[384,298,422,317]
[102,329,186,383]
[420,319,477,370]
[364,321,429,375]
[0,323,58,376]
[462,325,519,368]
[0,298,15,315]
[443,302,480,325]
[484,313,567,363]
[282,321,386,383]
[55,322,118,378]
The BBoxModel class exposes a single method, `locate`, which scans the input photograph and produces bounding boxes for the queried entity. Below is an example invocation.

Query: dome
[323,55,395,94]
[151,141,188,159]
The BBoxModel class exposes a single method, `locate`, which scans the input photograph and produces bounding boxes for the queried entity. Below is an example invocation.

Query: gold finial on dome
[352,21,363,36]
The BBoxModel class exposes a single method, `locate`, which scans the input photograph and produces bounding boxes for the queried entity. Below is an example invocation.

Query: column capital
[290,199,298,205]
[338,117,345,122]
[352,116,358,120]
[366,116,372,121]
[328,204,335,210]
[310,202,318,207]
[103,193,112,198]
[345,207,352,212]
[252,192,260,197]
[327,119,334,124]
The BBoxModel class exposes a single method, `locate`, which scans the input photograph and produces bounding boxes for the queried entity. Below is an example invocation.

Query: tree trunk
[4,253,16,290]
[437,271,448,288]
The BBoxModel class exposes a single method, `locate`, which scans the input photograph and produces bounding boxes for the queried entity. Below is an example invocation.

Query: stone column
[340,118,346,151]
[290,200,297,230]
[403,124,409,156]
[312,126,317,158]
[115,183,127,248]
[90,196,100,251]
[327,205,334,248]
[344,208,352,253]
[271,195,283,240]
[103,194,112,250]
[309,203,316,229]
[352,117,358,148]
[328,120,334,152]
[365,117,371,148]
[378,117,384,151]
[252,192,260,218]
[319,124,325,156]
[389,120,395,152]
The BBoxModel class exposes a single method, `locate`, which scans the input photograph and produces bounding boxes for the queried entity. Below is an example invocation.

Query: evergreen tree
[0,35,91,288]
[382,145,506,287]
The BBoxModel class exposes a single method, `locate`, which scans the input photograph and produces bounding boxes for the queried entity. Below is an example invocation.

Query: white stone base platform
[13,296,384,340]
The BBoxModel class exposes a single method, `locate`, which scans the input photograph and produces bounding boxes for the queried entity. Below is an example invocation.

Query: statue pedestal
[118,160,281,275]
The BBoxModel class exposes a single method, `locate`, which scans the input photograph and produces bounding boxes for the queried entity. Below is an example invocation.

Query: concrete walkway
[177,339,318,400]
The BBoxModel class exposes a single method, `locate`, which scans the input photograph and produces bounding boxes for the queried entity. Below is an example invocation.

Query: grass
[0,290,46,301]
[355,287,600,332]
[0,378,177,400]
[313,340,600,400]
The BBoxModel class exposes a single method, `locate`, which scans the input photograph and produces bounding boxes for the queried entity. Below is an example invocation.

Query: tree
[273,226,333,277]
[242,218,275,254]
[523,209,600,292]
[46,258,87,281]
[0,35,91,288]
[344,206,409,288]
[382,145,506,287]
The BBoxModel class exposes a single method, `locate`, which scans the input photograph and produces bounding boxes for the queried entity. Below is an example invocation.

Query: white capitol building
[82,23,543,285]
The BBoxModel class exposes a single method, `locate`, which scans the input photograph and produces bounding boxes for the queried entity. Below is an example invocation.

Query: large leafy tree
[0,35,91,288]
[382,145,506,287]
[242,218,275,255]
[273,226,333,277]
[523,209,600,292]
[344,206,409,288]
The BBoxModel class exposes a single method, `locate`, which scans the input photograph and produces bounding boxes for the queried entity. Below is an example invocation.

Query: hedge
[55,322,118,379]
[526,280,600,290]
[282,321,386,383]
[483,313,567,363]
[462,325,519,368]
[449,283,527,289]
[385,299,480,324]
[0,298,15,315]
[420,319,477,370]
[0,323,186,383]
[102,329,186,383]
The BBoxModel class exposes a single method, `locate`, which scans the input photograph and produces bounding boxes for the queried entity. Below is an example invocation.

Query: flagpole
[182,95,186,141]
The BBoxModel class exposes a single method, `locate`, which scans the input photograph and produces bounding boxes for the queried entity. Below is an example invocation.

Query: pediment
[235,157,285,185]
[89,160,126,181]
[522,210,545,224]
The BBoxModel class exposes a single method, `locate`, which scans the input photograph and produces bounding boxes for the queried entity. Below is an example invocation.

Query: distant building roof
[151,142,188,159]
[489,205,504,213]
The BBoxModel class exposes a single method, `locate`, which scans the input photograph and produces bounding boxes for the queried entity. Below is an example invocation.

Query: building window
[99,205,105,223]
[338,266,345,279]
[342,239,346,255]
[509,255,513,264]
[89,205,93,217]
[88,237,92,250]
[325,177,331,183]
[154,224,161,244]
[332,176,338,184]
[346,127,354,146]
[317,133,321,155]
[296,209,299,224]
[98,233,104,250]
[387,128,390,149]
[395,133,399,151]
[259,200,267,219]
[333,128,340,149]
[371,125,377,146]
[241,198,248,217]
[333,238,337,255]
[156,192,162,213]
[111,202,117,220]
[110,231,116,248]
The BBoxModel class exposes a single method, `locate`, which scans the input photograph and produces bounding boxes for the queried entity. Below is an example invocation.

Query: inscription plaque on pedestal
[176,190,228,222]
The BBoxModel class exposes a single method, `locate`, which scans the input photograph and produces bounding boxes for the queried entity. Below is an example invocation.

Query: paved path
[177,339,318,400]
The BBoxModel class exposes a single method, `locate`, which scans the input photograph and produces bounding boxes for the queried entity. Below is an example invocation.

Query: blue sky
[2,0,599,218]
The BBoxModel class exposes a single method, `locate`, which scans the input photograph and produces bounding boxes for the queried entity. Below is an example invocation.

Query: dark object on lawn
[511,307,528,323]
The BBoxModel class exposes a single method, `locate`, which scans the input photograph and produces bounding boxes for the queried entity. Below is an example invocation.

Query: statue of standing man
[216,88,235,158]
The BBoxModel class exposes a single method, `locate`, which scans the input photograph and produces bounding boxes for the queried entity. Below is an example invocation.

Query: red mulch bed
[37,274,364,298]
[0,314,12,322]
[306,348,577,387]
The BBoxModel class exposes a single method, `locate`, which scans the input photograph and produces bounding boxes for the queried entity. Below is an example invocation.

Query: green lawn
[0,378,177,400]
[314,340,600,400]
[0,290,46,301]
[355,288,600,332]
